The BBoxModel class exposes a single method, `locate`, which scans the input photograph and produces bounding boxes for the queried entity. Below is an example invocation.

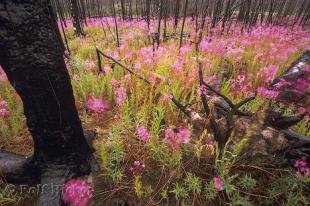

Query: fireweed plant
[0,17,309,205]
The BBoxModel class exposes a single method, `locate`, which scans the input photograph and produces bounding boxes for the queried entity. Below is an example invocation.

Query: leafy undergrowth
[0,18,310,205]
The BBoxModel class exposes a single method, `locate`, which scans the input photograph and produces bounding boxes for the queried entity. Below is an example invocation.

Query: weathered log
[270,50,310,104]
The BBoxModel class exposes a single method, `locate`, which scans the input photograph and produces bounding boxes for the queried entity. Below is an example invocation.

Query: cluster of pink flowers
[273,78,291,90]
[85,60,96,70]
[172,59,183,73]
[72,74,80,81]
[110,78,127,106]
[199,39,210,51]
[164,126,191,153]
[62,178,93,206]
[257,87,279,99]
[0,100,9,118]
[179,44,191,56]
[86,96,110,114]
[103,64,112,73]
[294,156,310,177]
[197,85,208,96]
[294,76,310,95]
[230,73,253,97]
[163,93,173,102]
[136,126,150,142]
[213,176,224,191]
[130,160,145,175]
[115,86,127,106]
[257,65,279,84]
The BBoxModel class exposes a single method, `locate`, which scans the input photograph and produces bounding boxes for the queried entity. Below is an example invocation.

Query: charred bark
[0,0,94,205]
[70,0,85,36]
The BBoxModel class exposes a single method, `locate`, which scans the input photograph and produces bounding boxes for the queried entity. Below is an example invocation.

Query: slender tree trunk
[0,0,93,205]
[120,0,126,20]
[146,0,151,30]
[156,0,163,46]
[112,0,120,47]
[179,0,188,50]
[174,0,181,29]
[70,0,85,36]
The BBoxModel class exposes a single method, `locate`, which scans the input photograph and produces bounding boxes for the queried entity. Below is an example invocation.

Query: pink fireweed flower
[115,86,127,106]
[133,62,142,70]
[297,107,307,114]
[213,176,224,191]
[0,100,7,108]
[111,78,120,88]
[197,85,207,96]
[273,79,291,90]
[103,64,112,73]
[0,100,9,118]
[62,178,93,206]
[172,59,183,72]
[230,73,253,97]
[295,77,310,93]
[64,50,70,56]
[72,74,80,81]
[163,93,173,101]
[179,44,191,55]
[257,87,279,99]
[257,65,279,84]
[204,75,218,85]
[85,60,96,70]
[130,160,145,174]
[86,96,110,114]
[199,39,210,51]
[293,156,310,177]
[0,108,9,118]
[136,126,150,142]
[124,74,131,82]
[164,127,191,153]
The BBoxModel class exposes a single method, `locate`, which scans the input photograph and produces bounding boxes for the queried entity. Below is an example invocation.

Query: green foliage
[150,106,165,138]
[238,175,257,190]
[170,183,188,200]
[204,181,218,202]
[100,125,125,183]
[0,87,24,142]
[267,173,310,205]
[184,172,202,194]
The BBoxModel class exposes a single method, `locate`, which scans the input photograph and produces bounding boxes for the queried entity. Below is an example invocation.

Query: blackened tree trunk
[174,0,181,29]
[0,0,93,205]
[70,0,85,36]
[120,0,126,20]
[179,0,188,50]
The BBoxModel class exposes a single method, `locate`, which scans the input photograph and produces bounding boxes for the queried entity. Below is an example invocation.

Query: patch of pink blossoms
[62,178,93,206]
[213,176,224,191]
[257,87,279,99]
[164,126,191,153]
[86,96,110,114]
[257,65,279,84]
[294,156,310,177]
[230,73,253,97]
[0,100,9,118]
[130,160,145,175]
[136,126,150,142]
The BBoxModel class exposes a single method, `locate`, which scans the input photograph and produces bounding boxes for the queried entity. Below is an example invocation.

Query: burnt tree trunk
[0,0,93,205]
[70,0,85,36]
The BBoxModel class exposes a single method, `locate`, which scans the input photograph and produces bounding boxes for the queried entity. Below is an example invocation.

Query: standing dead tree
[70,0,85,36]
[0,1,96,205]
